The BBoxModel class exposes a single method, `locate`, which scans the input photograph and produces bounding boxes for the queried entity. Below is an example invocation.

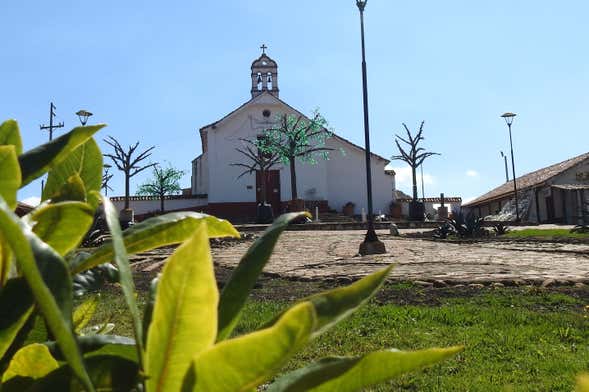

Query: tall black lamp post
[356,0,386,255]
[76,110,93,126]
[501,112,519,221]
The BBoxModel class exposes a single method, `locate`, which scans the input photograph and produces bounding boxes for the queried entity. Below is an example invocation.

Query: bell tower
[251,44,279,99]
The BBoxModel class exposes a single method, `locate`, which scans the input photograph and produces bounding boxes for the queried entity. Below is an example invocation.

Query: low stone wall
[235,220,443,232]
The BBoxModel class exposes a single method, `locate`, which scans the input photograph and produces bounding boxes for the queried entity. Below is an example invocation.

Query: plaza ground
[131,228,589,286]
[85,227,589,391]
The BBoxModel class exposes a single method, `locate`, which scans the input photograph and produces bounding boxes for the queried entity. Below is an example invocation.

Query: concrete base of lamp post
[119,208,134,229]
[359,238,387,256]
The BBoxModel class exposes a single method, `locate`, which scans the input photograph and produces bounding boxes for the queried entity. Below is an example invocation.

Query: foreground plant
[0,119,462,391]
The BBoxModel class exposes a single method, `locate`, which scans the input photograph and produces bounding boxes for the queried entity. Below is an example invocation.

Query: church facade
[190,50,395,220]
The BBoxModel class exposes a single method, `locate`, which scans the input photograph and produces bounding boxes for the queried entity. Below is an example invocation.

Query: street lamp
[356,0,386,255]
[501,112,519,221]
[500,151,509,183]
[76,110,93,126]
[102,163,113,196]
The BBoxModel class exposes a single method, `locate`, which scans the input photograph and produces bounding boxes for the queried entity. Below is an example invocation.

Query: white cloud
[21,196,41,206]
[466,170,479,178]
[388,166,434,185]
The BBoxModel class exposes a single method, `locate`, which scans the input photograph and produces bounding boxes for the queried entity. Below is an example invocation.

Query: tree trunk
[260,169,267,204]
[160,193,165,213]
[289,158,297,200]
[124,172,130,209]
[411,166,418,202]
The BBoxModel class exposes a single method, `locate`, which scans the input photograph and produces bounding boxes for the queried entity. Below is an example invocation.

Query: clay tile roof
[463,152,589,207]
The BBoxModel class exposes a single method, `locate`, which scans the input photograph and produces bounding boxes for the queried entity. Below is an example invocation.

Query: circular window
[262,109,271,118]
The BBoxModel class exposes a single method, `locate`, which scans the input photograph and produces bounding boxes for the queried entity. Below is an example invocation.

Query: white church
[113,49,396,221]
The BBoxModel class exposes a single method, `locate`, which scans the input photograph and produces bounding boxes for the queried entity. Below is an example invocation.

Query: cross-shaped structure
[260,44,268,54]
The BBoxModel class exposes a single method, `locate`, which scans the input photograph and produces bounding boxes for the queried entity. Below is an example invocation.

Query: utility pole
[40,102,65,193]
[40,102,64,141]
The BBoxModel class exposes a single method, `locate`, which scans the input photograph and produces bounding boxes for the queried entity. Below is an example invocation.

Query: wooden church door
[256,170,281,215]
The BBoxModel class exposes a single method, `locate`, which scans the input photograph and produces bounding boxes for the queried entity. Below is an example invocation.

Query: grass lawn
[505,228,589,241]
[87,281,589,391]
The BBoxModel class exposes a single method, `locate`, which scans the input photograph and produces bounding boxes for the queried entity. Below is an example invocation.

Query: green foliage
[447,212,488,238]
[433,222,454,239]
[259,110,334,199]
[136,163,185,212]
[505,228,589,240]
[492,221,510,235]
[0,119,461,391]
[0,145,21,210]
[261,110,333,165]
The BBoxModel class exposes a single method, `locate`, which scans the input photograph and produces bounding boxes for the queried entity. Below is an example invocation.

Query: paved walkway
[210,230,589,285]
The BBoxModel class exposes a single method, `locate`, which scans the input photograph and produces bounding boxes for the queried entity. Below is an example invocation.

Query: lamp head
[501,112,516,126]
[356,0,367,11]
[76,110,93,126]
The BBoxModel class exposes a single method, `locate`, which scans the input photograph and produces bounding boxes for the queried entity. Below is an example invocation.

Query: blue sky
[3,1,588,205]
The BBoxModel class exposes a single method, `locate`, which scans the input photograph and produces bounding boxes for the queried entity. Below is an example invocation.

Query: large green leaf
[28,201,94,256]
[296,266,392,338]
[145,225,218,392]
[0,278,34,361]
[142,277,158,347]
[18,124,105,187]
[2,343,59,383]
[577,374,589,392]
[73,296,98,333]
[73,211,239,273]
[45,335,135,361]
[268,346,464,392]
[8,355,139,391]
[189,302,316,392]
[0,232,13,286]
[217,212,309,341]
[101,195,144,370]
[0,146,21,210]
[42,138,102,206]
[0,197,94,391]
[48,173,87,204]
[0,119,23,155]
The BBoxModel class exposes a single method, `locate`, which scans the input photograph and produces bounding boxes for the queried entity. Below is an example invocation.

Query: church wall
[326,137,392,214]
[191,154,209,195]
[279,158,328,202]
[207,99,289,203]
[202,92,392,214]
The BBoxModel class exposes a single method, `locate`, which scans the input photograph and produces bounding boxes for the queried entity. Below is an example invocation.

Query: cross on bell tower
[251,45,279,99]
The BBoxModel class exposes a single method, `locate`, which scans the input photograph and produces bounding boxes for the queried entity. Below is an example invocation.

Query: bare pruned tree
[391,121,440,202]
[101,165,114,196]
[230,137,281,205]
[103,136,157,209]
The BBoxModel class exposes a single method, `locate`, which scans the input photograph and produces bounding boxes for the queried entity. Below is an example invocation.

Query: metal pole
[358,4,378,244]
[507,123,520,221]
[49,103,54,140]
[355,2,385,254]
[504,155,509,183]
